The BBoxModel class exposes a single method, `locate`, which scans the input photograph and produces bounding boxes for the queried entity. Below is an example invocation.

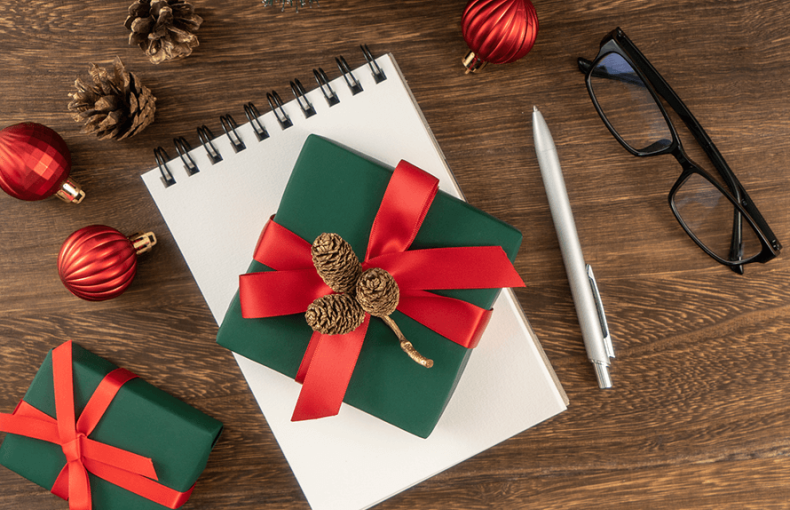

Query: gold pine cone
[305,294,366,336]
[311,233,362,295]
[125,0,203,65]
[356,267,399,317]
[67,57,156,141]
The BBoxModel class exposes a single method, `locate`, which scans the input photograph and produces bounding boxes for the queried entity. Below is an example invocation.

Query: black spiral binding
[154,146,176,187]
[313,67,340,106]
[335,55,363,95]
[267,91,293,129]
[361,44,386,83]
[174,136,199,175]
[244,102,269,141]
[290,79,317,118]
[220,114,247,153]
[197,125,223,164]
[155,45,382,186]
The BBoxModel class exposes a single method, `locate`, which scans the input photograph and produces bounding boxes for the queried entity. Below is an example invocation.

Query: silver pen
[532,106,615,388]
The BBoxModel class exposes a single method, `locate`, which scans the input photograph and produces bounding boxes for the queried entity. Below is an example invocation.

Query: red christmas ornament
[58,225,157,301]
[0,122,85,203]
[461,0,539,73]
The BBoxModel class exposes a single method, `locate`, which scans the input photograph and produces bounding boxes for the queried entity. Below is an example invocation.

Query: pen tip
[533,105,538,112]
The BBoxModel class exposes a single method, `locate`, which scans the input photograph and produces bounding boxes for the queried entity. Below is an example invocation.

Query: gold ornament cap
[462,51,488,74]
[55,177,85,204]
[128,231,157,255]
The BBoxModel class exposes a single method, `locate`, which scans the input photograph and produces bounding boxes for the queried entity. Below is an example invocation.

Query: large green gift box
[0,341,223,510]
[216,135,523,438]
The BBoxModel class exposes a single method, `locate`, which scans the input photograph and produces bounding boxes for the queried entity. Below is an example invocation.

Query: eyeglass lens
[673,173,762,261]
[589,53,672,155]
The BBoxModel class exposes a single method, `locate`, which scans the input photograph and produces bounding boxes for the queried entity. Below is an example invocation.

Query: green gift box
[0,341,223,510]
[216,135,522,438]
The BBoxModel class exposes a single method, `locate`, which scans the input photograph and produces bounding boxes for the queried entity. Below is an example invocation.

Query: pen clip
[586,264,615,359]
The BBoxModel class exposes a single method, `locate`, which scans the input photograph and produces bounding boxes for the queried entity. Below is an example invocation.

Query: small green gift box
[217,135,523,438]
[0,341,222,510]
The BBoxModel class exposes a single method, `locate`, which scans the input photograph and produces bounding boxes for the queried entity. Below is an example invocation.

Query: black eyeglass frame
[578,28,781,273]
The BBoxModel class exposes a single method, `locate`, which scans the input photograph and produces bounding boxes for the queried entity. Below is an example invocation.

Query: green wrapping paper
[0,342,223,510]
[217,135,523,438]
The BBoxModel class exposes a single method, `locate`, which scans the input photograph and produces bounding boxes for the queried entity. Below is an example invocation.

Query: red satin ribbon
[239,160,525,421]
[0,341,194,509]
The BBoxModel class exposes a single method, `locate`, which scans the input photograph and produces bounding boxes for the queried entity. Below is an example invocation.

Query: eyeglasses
[578,28,781,274]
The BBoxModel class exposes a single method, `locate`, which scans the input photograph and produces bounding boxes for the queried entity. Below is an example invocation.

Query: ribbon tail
[397,290,493,349]
[83,459,194,509]
[291,316,370,421]
[53,462,91,510]
[82,437,158,480]
[368,246,526,290]
[294,332,320,384]
[50,465,69,501]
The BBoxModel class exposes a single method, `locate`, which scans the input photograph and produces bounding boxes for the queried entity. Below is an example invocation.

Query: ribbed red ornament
[0,122,85,203]
[58,225,157,301]
[461,0,539,73]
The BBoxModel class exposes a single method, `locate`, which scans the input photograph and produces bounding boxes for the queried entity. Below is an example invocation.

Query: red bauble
[58,225,157,301]
[0,122,85,203]
[461,0,539,73]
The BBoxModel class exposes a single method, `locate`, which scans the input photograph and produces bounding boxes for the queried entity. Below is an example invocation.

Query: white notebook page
[142,53,567,510]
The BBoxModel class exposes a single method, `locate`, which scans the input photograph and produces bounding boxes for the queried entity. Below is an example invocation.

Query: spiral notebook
[141,49,567,510]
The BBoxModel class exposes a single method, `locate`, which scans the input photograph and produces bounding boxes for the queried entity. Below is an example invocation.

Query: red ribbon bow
[239,161,526,421]
[0,341,193,510]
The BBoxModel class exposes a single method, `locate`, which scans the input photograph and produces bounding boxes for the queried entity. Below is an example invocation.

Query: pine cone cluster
[67,57,156,141]
[307,233,401,335]
[125,0,203,65]
[305,232,433,368]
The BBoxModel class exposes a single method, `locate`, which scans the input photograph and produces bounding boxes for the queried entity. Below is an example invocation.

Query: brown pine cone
[67,57,156,141]
[125,0,203,65]
[311,233,362,295]
[305,294,366,336]
[356,268,399,317]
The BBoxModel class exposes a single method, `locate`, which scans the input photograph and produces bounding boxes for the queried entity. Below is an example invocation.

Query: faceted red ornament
[58,225,157,301]
[0,122,85,203]
[461,0,539,73]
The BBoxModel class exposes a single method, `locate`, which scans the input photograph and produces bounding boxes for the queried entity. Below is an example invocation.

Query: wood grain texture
[1,0,789,509]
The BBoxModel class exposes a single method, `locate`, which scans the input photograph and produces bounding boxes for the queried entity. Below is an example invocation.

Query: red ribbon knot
[239,160,526,423]
[62,434,84,463]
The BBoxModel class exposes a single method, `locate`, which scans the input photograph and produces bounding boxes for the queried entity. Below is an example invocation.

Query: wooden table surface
[1,1,788,509]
